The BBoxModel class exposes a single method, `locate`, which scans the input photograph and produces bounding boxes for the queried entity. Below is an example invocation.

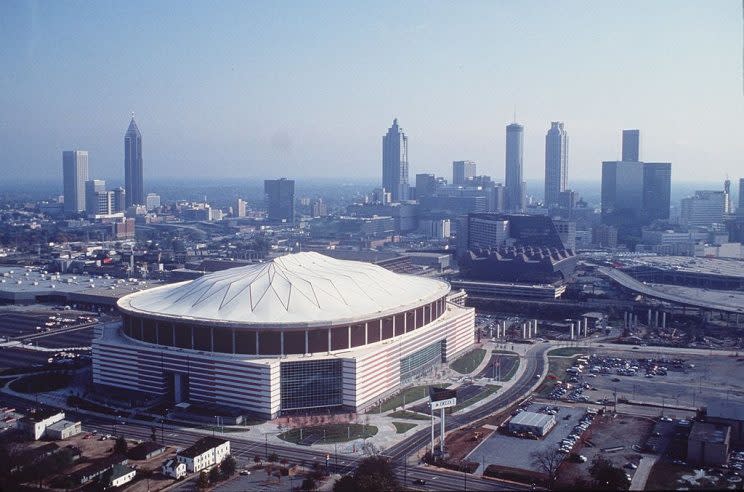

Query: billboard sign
[431,397,457,410]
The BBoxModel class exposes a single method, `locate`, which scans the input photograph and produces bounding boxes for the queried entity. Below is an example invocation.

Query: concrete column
[570,323,575,340]
[522,323,526,339]
[583,317,588,337]
[305,330,309,355]
[534,320,538,335]
[347,325,351,349]
[624,312,628,329]
[280,331,284,356]
[654,310,659,328]
[647,309,652,326]
[662,312,667,329]
[327,328,332,353]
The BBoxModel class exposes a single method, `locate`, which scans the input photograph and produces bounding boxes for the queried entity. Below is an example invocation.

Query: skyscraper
[124,116,144,207]
[622,129,640,162]
[382,118,409,202]
[739,178,744,215]
[264,178,295,224]
[642,162,672,222]
[415,173,437,200]
[85,179,106,216]
[723,178,732,214]
[544,122,568,208]
[113,187,126,213]
[452,160,476,186]
[62,150,89,214]
[505,123,525,212]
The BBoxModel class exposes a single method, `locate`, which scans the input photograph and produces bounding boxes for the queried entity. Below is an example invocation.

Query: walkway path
[629,454,659,491]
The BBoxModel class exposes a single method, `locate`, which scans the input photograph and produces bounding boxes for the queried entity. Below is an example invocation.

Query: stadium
[92,252,475,419]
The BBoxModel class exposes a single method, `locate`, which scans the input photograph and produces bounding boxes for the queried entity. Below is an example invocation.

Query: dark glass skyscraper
[452,160,476,186]
[124,116,144,207]
[642,162,671,222]
[622,129,640,162]
[505,123,525,212]
[544,122,568,208]
[264,178,295,224]
[382,118,409,202]
[62,150,89,214]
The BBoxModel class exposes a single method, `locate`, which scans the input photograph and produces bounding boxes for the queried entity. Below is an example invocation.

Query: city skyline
[1,1,741,183]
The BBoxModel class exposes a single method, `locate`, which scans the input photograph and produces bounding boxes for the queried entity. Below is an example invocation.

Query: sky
[1,0,742,188]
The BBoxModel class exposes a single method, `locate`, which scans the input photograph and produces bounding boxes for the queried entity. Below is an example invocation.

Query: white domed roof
[118,252,449,327]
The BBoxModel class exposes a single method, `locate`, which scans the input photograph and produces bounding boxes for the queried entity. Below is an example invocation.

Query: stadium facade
[92,252,474,418]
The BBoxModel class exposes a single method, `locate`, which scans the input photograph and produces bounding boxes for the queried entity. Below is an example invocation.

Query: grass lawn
[547,347,591,357]
[370,384,447,413]
[450,348,487,374]
[392,422,417,434]
[449,384,500,413]
[9,373,72,393]
[278,423,377,444]
[536,355,581,396]
[388,410,430,420]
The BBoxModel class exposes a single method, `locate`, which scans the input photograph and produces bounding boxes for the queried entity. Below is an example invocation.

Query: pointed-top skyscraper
[382,118,409,202]
[124,115,144,207]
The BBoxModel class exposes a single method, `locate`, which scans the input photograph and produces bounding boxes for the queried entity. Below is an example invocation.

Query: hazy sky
[1,0,742,187]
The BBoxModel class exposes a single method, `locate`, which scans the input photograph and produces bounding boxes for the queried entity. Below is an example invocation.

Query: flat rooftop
[0,266,162,304]
[615,255,744,279]
[707,401,744,422]
[689,422,730,444]
[509,411,555,428]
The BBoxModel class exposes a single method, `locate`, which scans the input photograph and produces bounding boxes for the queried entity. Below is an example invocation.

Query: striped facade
[93,294,474,419]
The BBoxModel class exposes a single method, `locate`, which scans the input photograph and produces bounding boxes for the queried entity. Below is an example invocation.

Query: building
[643,162,672,222]
[112,217,136,239]
[453,160,476,186]
[508,411,556,436]
[162,458,187,479]
[113,187,126,213]
[505,123,525,212]
[129,441,166,461]
[592,224,618,248]
[45,419,82,440]
[457,213,577,283]
[724,178,732,214]
[310,198,328,218]
[704,401,744,446]
[93,252,475,419]
[235,198,247,218]
[681,191,726,227]
[18,408,66,440]
[739,178,744,215]
[124,116,144,207]
[109,464,137,488]
[176,437,230,473]
[146,193,161,211]
[601,160,671,229]
[553,219,577,251]
[85,180,106,216]
[622,129,640,162]
[382,118,410,202]
[687,422,730,466]
[544,122,568,208]
[419,219,451,239]
[63,150,89,214]
[264,178,295,224]
[416,173,438,199]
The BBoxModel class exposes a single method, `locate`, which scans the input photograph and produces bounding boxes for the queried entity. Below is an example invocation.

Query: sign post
[429,387,457,457]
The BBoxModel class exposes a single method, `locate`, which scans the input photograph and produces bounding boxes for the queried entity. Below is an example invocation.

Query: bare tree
[530,448,563,488]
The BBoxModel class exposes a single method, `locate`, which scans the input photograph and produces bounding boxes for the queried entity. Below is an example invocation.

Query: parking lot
[542,349,744,414]
[466,403,588,474]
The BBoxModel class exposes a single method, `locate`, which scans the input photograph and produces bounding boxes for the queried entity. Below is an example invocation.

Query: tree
[589,456,631,490]
[268,452,279,462]
[221,455,237,477]
[197,471,209,489]
[530,448,564,488]
[333,475,356,492]
[208,466,221,483]
[254,455,262,464]
[150,426,157,442]
[113,436,128,455]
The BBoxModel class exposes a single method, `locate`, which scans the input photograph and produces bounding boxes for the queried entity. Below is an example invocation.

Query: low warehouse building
[508,411,556,436]
[687,422,730,466]
[45,420,82,440]
[704,401,744,447]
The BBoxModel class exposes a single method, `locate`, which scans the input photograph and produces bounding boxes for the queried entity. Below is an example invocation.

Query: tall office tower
[124,116,144,207]
[622,129,640,161]
[85,179,106,216]
[382,118,409,202]
[91,191,114,216]
[452,160,476,186]
[544,122,568,208]
[723,178,732,214]
[264,178,295,224]
[415,173,437,200]
[739,178,744,214]
[113,187,126,213]
[235,198,247,217]
[505,123,525,212]
[642,162,672,222]
[62,150,89,214]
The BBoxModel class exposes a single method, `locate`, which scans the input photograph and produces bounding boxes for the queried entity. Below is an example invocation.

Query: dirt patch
[444,425,495,461]
[556,413,653,487]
